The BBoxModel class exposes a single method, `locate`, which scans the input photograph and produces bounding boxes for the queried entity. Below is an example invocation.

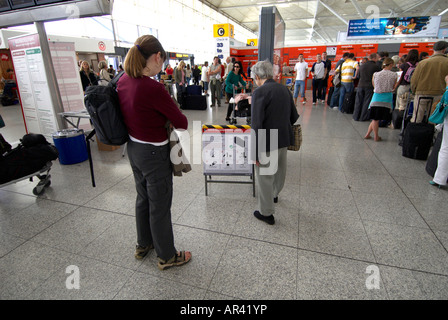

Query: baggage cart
[229,85,252,125]
[0,162,53,196]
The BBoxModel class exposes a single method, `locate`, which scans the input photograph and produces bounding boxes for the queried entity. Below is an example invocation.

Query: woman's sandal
[134,244,154,260]
[158,251,192,271]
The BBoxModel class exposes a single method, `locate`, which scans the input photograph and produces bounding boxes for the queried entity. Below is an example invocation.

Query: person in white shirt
[201,61,209,95]
[293,54,308,105]
[310,54,327,105]
[98,60,112,86]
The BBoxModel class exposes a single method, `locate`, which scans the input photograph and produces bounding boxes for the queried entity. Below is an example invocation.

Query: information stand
[202,124,255,197]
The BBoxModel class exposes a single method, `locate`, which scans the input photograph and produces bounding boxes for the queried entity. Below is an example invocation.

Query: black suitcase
[186,85,202,96]
[1,95,15,106]
[181,95,207,110]
[426,129,443,177]
[402,97,434,160]
[342,90,356,114]
[392,109,404,130]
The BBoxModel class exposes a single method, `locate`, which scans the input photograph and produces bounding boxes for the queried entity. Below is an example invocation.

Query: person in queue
[117,35,191,270]
[250,60,300,225]
[430,75,448,188]
[364,58,397,141]
[79,61,98,92]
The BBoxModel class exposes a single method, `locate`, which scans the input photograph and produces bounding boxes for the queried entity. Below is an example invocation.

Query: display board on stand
[202,124,255,197]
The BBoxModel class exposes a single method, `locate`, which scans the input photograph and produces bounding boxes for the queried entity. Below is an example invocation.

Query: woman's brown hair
[382,57,395,68]
[124,35,167,78]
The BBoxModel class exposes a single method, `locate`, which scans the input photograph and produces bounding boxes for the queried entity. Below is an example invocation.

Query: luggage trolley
[229,84,252,125]
[0,162,53,196]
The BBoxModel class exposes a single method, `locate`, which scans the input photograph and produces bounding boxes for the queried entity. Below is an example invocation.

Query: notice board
[202,125,253,176]
[9,33,59,139]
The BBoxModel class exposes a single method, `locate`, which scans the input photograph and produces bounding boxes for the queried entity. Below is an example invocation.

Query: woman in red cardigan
[117,35,191,271]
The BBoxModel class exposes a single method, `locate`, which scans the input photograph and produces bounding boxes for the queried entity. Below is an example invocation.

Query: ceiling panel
[198,0,448,45]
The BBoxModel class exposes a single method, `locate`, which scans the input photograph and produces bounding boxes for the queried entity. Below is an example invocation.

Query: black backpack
[84,72,129,146]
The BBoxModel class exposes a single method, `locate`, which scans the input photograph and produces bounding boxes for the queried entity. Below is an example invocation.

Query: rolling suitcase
[181,95,207,110]
[186,85,202,96]
[342,90,356,114]
[392,109,404,130]
[402,97,434,160]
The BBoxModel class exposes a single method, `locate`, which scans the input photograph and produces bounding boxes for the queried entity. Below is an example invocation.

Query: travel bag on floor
[402,97,434,160]
[342,91,356,114]
[392,109,404,129]
[186,85,202,96]
[181,95,207,110]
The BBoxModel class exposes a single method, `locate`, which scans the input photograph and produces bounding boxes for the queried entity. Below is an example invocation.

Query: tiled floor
[1,91,448,300]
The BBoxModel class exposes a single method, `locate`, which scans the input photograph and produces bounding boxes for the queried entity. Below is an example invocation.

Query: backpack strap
[109,71,125,89]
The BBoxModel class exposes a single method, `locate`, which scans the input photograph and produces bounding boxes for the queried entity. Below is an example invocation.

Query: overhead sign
[215,37,230,61]
[247,39,258,46]
[213,24,234,38]
[347,16,441,39]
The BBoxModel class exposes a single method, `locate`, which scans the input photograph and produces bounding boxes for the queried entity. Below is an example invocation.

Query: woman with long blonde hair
[79,60,98,92]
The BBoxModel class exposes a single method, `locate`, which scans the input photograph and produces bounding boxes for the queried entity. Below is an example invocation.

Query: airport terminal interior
[1,0,448,301]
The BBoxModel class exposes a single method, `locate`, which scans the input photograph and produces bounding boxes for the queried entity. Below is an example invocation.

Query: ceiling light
[439,8,448,16]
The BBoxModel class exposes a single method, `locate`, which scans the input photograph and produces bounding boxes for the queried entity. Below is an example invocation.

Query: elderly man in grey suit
[250,60,300,225]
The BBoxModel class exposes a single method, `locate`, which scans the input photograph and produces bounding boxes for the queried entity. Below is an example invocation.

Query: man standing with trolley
[410,41,448,123]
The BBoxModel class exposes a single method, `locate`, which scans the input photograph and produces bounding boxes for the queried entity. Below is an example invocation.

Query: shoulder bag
[288,124,302,151]
[429,90,448,124]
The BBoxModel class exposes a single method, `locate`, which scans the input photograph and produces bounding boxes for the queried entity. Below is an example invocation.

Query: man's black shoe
[254,211,275,225]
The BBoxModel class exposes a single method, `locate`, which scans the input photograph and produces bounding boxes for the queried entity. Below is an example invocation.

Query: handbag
[288,124,302,151]
[429,92,448,124]
[166,121,191,176]
[332,72,341,88]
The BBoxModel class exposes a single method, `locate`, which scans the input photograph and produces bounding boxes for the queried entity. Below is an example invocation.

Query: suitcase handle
[412,96,434,123]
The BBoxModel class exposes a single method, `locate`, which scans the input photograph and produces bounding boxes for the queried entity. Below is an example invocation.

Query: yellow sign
[213,24,234,38]
[247,39,258,46]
